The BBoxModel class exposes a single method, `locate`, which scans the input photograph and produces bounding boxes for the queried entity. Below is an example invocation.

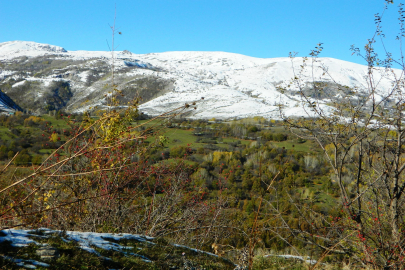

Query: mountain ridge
[0,41,399,119]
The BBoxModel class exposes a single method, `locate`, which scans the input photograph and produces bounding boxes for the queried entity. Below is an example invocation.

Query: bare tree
[277,2,405,268]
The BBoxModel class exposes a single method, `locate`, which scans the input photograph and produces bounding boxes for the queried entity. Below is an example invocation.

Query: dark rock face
[0,90,23,113]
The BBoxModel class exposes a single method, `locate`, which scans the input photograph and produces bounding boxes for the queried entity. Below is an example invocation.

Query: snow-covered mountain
[0,41,67,55]
[0,41,400,119]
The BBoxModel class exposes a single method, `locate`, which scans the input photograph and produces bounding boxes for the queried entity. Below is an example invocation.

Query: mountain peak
[0,41,67,54]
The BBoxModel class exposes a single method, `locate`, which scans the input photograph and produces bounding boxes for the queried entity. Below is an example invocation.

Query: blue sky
[1,1,403,65]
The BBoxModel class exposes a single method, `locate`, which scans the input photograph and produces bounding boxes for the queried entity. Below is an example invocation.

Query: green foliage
[170,145,190,158]
[13,149,31,166]
[7,150,14,159]
[252,255,307,270]
[247,125,258,133]
[0,113,339,265]
[32,155,43,165]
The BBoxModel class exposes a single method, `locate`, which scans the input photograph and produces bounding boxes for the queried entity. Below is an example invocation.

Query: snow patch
[264,254,318,265]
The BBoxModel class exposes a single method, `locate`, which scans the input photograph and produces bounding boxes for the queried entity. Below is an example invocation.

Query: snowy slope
[0,41,67,58]
[0,41,402,119]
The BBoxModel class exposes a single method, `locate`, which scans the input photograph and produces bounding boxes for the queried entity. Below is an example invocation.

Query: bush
[273,133,287,141]
[13,149,31,166]
[0,145,7,160]
[7,150,14,159]
[247,126,258,133]
[170,145,192,158]
[32,155,43,165]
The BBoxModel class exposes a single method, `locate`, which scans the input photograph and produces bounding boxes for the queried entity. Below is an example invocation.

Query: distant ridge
[0,41,402,119]
[0,41,67,54]
[0,90,23,113]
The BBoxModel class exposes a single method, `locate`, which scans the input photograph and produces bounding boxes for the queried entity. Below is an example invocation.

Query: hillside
[0,41,399,119]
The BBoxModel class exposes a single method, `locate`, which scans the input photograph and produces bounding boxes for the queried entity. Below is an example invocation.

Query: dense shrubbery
[0,111,70,165]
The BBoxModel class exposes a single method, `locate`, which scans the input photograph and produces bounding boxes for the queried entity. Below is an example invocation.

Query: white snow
[0,41,66,59]
[65,230,154,259]
[0,70,15,80]
[11,80,26,88]
[76,70,90,82]
[2,256,50,269]
[0,229,44,247]
[0,41,403,120]
[264,254,318,265]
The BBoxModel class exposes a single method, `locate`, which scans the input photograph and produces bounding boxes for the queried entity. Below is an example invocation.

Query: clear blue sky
[1,0,403,65]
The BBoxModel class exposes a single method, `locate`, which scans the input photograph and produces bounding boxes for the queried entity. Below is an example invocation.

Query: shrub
[247,126,258,133]
[13,149,31,166]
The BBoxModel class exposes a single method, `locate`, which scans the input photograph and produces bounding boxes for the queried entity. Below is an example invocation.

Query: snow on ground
[0,70,15,80]
[131,51,403,120]
[0,229,43,247]
[11,80,26,88]
[65,230,154,262]
[0,41,67,60]
[0,41,66,54]
[264,254,318,265]
[0,228,156,268]
[173,243,218,258]
[2,256,50,269]
[11,77,63,88]
[0,228,321,268]
[76,70,90,82]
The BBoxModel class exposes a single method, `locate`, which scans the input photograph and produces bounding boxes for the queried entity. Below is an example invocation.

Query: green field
[41,115,71,128]
[270,140,313,152]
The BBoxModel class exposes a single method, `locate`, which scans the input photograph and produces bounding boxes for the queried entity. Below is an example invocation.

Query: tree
[277,2,405,268]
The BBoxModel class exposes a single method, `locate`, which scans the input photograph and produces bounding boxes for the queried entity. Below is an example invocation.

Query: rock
[36,246,59,261]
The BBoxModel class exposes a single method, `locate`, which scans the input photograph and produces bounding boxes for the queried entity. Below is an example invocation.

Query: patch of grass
[270,140,313,152]
[312,184,338,208]
[163,128,200,147]
[41,115,70,129]
[0,166,34,181]
[38,149,54,154]
[118,239,234,270]
[158,158,198,166]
